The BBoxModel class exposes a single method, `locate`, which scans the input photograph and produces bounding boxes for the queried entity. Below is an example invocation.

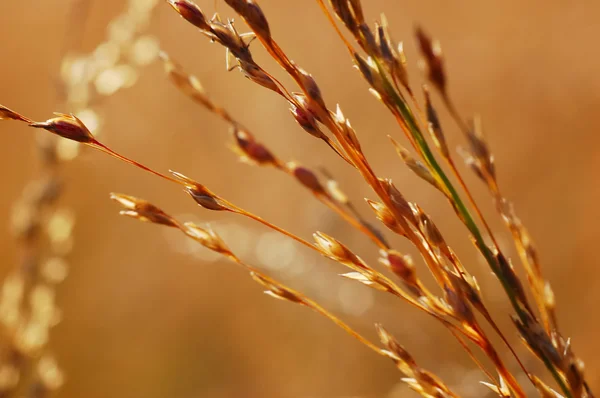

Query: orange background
[1,1,599,397]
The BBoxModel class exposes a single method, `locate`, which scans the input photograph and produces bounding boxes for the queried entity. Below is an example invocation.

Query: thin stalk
[229,256,387,356]
[376,63,572,398]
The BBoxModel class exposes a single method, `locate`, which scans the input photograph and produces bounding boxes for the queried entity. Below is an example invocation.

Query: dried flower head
[231,127,278,166]
[29,113,96,144]
[110,193,178,227]
[415,27,446,94]
[288,163,325,194]
[167,0,210,31]
[182,222,232,256]
[170,171,231,211]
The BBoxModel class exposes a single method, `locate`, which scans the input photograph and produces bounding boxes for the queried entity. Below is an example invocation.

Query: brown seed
[296,67,326,109]
[415,27,446,94]
[224,0,271,41]
[238,61,280,93]
[380,250,416,285]
[167,0,210,31]
[288,163,325,194]
[250,273,303,304]
[183,222,232,255]
[29,113,96,144]
[170,171,230,211]
[313,231,363,267]
[232,127,277,166]
[365,199,405,235]
[289,105,322,138]
[110,193,178,228]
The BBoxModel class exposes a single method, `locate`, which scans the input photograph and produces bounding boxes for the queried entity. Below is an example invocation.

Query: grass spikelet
[0,0,595,397]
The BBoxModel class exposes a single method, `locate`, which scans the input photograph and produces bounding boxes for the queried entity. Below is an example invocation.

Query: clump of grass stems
[0,0,594,397]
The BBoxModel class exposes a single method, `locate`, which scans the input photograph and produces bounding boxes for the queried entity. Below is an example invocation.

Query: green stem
[375,60,572,398]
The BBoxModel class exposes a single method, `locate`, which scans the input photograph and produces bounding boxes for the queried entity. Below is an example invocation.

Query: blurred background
[1,0,599,397]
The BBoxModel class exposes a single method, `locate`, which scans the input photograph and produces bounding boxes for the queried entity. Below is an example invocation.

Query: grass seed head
[365,199,405,236]
[209,20,253,63]
[110,193,178,228]
[357,23,379,57]
[170,171,231,211]
[379,178,417,225]
[313,231,363,267]
[183,222,232,255]
[296,67,326,110]
[250,273,304,304]
[167,0,210,31]
[289,105,321,138]
[29,113,95,144]
[375,323,417,375]
[224,0,271,41]
[415,27,446,94]
[232,127,278,166]
[238,61,280,93]
[380,250,417,285]
[288,163,326,194]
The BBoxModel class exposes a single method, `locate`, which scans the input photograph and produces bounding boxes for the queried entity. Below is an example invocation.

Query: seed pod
[513,311,562,368]
[186,189,228,211]
[379,250,416,285]
[232,127,277,166]
[357,23,379,57]
[224,0,271,41]
[238,61,280,93]
[379,178,417,225]
[353,53,376,88]
[313,231,366,269]
[296,67,326,110]
[209,20,253,63]
[333,105,361,151]
[339,272,387,291]
[415,27,446,94]
[288,163,325,194]
[365,199,405,235]
[289,105,321,138]
[183,222,232,255]
[167,0,210,31]
[330,0,358,34]
[170,171,231,211]
[443,285,474,324]
[110,193,178,228]
[375,323,417,375]
[313,231,351,261]
[251,273,304,304]
[29,113,96,144]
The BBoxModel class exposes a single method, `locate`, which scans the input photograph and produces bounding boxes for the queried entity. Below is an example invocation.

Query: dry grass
[0,0,595,397]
